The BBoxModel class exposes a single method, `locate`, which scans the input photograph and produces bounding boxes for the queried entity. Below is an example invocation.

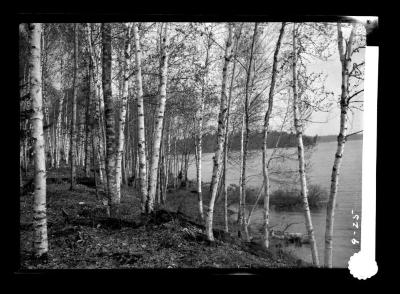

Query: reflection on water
[187,140,362,268]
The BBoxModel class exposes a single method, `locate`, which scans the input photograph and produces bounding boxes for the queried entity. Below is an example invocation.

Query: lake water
[186,140,362,268]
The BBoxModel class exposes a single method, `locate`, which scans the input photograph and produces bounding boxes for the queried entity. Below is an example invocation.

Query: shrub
[270,184,328,210]
[307,184,328,208]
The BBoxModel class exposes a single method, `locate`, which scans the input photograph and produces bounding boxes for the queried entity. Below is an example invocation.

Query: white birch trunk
[70,23,78,190]
[147,23,169,213]
[86,23,107,187]
[239,23,257,241]
[133,23,148,213]
[324,23,355,268]
[237,112,245,227]
[262,22,286,249]
[205,23,233,241]
[196,39,209,222]
[102,23,118,216]
[55,58,64,168]
[115,23,133,201]
[29,23,48,257]
[292,23,319,266]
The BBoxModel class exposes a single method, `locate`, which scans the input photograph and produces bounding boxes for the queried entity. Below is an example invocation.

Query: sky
[305,54,364,136]
[296,24,365,137]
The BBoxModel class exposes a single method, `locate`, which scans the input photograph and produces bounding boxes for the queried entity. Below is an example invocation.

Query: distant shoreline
[315,133,363,143]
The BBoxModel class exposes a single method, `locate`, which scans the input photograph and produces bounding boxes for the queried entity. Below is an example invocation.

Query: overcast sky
[304,48,364,136]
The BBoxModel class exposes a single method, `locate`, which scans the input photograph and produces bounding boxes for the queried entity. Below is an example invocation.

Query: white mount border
[348,45,378,279]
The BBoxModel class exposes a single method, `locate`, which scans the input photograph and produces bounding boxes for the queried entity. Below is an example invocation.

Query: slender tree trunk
[262,22,286,249]
[324,23,355,268]
[133,23,149,214]
[116,23,133,201]
[84,68,91,177]
[163,119,171,202]
[55,58,64,168]
[28,23,48,257]
[70,23,79,190]
[205,24,233,242]
[147,23,169,214]
[86,23,107,187]
[63,97,69,165]
[239,23,258,241]
[222,23,243,233]
[237,113,245,227]
[195,33,212,223]
[292,23,319,267]
[92,126,99,200]
[102,23,118,217]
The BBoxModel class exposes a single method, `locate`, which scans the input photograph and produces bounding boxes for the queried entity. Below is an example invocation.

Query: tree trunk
[223,23,243,233]
[28,23,48,257]
[84,68,91,177]
[55,57,64,168]
[205,23,233,242]
[102,23,118,217]
[147,23,169,214]
[239,23,258,241]
[262,22,286,249]
[86,23,107,187]
[237,112,245,227]
[195,32,212,223]
[292,23,319,267]
[115,23,133,201]
[133,23,149,214]
[324,23,355,268]
[70,23,79,190]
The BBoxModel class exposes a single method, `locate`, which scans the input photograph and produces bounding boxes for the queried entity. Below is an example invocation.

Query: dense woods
[19,21,365,268]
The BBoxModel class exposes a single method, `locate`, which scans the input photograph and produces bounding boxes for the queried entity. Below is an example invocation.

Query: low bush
[226,183,328,211]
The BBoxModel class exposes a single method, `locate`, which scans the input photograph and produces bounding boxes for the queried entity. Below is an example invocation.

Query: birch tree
[102,23,118,216]
[133,23,148,213]
[29,23,48,257]
[292,23,319,266]
[205,23,233,242]
[262,22,286,248]
[86,23,106,185]
[194,25,212,223]
[239,23,258,241]
[223,23,243,232]
[69,23,79,190]
[146,23,169,214]
[115,23,133,201]
[324,22,364,267]
[55,57,64,168]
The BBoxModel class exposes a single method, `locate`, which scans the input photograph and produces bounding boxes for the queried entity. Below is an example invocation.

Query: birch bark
[102,23,118,216]
[55,58,64,168]
[29,23,48,257]
[205,23,233,241]
[115,23,133,201]
[86,23,106,185]
[133,23,148,213]
[292,23,319,266]
[69,23,78,190]
[324,23,356,268]
[239,23,258,241]
[146,23,169,213]
[262,22,286,248]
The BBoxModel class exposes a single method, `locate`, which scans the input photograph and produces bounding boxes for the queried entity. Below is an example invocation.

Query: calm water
[186,140,362,268]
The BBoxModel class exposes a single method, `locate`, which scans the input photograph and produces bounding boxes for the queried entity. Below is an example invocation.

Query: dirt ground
[19,170,308,269]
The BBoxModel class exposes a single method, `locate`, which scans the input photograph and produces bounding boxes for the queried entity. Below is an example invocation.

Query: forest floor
[19,168,309,269]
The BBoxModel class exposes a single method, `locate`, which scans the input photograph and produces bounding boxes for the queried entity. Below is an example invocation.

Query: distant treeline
[177,131,318,154]
[177,131,363,154]
[316,133,363,143]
